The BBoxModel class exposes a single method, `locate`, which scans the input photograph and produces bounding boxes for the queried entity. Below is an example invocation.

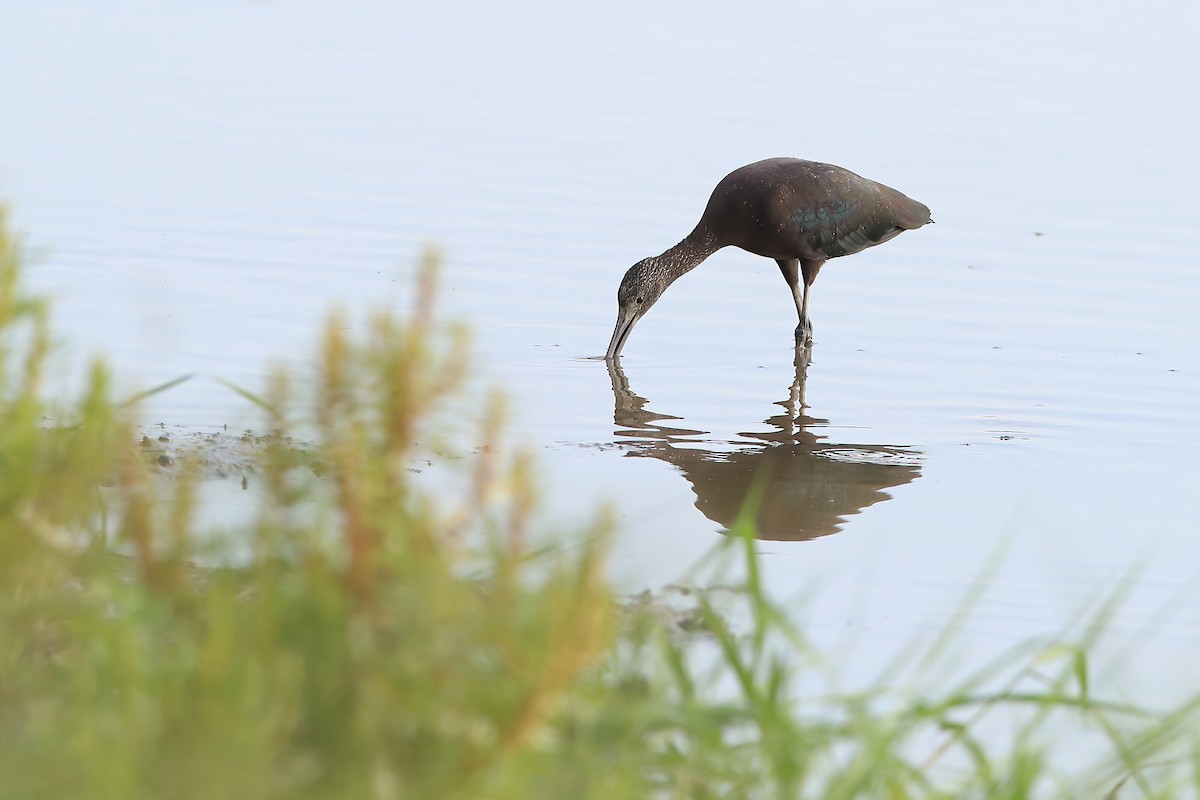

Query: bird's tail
[879,184,932,230]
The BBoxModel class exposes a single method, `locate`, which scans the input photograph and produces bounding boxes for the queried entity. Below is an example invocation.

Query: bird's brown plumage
[701,158,930,260]
[605,158,931,359]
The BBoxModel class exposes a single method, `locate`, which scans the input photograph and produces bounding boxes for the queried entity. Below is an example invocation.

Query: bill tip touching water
[604,157,932,360]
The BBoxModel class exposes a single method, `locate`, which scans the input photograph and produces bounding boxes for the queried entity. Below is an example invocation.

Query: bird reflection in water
[608,349,921,541]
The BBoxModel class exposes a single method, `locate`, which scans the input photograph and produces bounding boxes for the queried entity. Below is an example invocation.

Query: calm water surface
[3,1,1199,695]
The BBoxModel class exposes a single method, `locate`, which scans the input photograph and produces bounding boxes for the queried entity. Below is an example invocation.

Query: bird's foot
[794,317,813,347]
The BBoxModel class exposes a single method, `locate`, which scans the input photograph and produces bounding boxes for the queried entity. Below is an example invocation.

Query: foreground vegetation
[2,210,1199,799]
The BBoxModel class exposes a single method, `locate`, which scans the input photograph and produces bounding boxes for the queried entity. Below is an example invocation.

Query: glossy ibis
[605,158,931,359]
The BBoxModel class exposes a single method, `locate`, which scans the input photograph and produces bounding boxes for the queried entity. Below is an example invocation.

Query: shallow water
[3,1,1199,695]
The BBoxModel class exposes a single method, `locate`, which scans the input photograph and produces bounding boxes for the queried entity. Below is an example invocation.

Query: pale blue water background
[3,0,1199,697]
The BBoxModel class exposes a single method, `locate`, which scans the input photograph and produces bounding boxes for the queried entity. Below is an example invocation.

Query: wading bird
[605,158,931,359]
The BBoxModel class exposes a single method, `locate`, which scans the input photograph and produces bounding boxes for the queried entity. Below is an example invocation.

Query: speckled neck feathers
[647,226,721,284]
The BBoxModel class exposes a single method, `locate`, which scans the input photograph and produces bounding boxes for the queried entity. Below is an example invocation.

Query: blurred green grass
[1,208,1198,799]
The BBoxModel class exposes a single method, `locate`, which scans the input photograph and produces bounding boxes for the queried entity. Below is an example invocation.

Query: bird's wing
[799,178,927,260]
[792,195,900,259]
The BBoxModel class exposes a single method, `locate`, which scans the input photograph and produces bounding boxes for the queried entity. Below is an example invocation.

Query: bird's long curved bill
[605,308,640,360]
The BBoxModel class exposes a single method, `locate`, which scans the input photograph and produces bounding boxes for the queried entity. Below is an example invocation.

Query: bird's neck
[653,226,721,281]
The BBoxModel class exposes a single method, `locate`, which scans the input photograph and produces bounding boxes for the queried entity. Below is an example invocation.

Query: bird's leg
[796,259,824,346]
[776,259,810,345]
[796,283,814,345]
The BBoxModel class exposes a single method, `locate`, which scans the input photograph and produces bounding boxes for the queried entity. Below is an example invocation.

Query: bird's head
[605,257,672,359]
